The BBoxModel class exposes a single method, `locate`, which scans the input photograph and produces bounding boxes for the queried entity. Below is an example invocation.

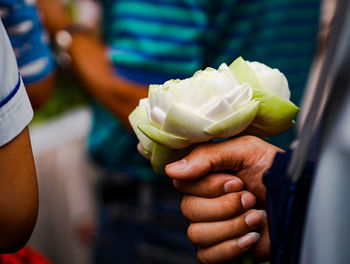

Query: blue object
[0,0,55,84]
[263,150,315,263]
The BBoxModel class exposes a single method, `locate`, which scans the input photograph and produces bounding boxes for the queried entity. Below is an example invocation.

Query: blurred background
[1,0,336,263]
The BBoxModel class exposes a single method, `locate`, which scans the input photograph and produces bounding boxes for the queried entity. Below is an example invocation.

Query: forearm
[37,0,72,36]
[0,128,38,253]
[38,0,148,126]
[25,72,56,110]
[69,34,148,127]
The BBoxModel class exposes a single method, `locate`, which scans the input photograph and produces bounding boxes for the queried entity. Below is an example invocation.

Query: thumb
[166,136,263,181]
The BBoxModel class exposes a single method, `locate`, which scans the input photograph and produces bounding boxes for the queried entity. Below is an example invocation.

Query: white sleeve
[0,19,33,147]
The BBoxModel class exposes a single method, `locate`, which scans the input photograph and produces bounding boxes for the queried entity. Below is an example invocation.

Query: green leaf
[151,143,195,175]
[205,100,260,138]
[128,103,154,153]
[138,123,191,149]
[230,57,300,136]
[163,103,214,142]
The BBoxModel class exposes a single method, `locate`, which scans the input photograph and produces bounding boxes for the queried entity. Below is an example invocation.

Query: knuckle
[227,239,240,257]
[206,175,216,187]
[180,196,195,220]
[221,193,241,212]
[204,175,219,194]
[228,216,243,234]
[193,144,211,156]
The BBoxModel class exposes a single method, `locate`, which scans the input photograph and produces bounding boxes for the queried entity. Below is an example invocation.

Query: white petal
[150,107,166,128]
[218,63,229,71]
[145,102,152,123]
[247,61,290,100]
[221,85,244,105]
[193,69,203,77]
[162,64,240,111]
[204,67,216,71]
[139,98,148,106]
[128,104,154,153]
[255,71,290,100]
[149,86,158,110]
[226,83,253,110]
[202,99,232,122]
[163,104,214,143]
[154,90,173,114]
[196,97,220,114]
[204,100,260,138]
[175,77,220,110]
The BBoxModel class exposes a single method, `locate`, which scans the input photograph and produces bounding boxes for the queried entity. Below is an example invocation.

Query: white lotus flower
[131,63,259,148]
[129,57,300,174]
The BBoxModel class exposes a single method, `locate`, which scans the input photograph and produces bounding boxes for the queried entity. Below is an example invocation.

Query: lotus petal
[205,100,260,138]
[128,104,154,153]
[204,100,233,122]
[138,123,191,149]
[247,61,290,100]
[150,106,166,128]
[245,119,295,137]
[163,103,214,142]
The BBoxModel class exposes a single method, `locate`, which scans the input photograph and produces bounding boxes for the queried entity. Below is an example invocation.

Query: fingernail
[245,210,266,227]
[238,232,260,249]
[241,193,255,209]
[224,179,243,192]
[259,210,267,218]
[167,159,188,171]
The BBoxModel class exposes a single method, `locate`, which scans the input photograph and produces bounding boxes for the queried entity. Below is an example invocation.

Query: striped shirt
[88,0,321,178]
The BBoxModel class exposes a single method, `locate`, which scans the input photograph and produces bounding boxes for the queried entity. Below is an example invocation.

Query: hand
[166,136,283,261]
[166,136,282,206]
[173,172,266,263]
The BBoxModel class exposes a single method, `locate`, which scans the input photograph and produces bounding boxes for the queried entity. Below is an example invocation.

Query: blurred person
[0,1,60,263]
[166,0,350,263]
[0,0,56,109]
[0,18,38,254]
[37,0,321,263]
[1,1,95,263]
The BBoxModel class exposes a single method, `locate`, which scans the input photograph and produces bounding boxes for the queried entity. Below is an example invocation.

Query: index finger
[166,136,263,181]
[173,173,244,198]
[181,191,256,222]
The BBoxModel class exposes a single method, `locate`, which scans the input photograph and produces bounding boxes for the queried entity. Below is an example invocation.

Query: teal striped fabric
[103,0,320,105]
[89,0,321,178]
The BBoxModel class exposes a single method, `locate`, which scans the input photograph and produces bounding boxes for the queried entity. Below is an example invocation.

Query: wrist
[54,24,94,68]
